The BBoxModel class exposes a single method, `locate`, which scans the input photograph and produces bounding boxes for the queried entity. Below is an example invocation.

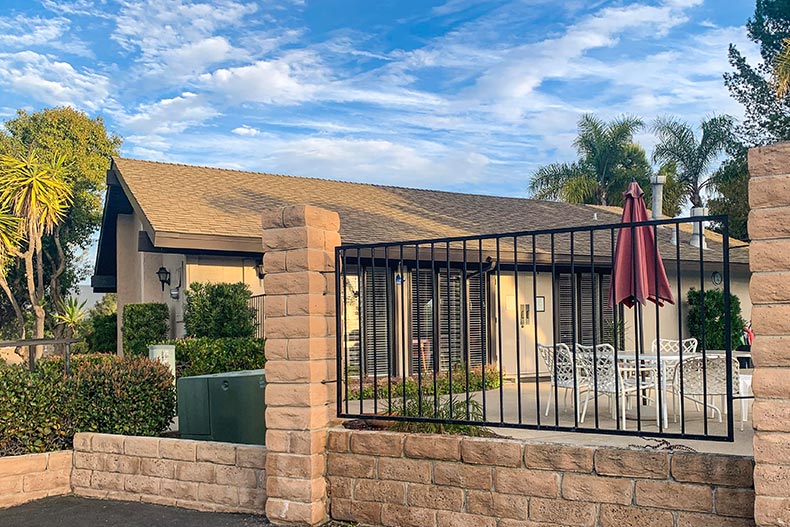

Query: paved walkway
[0,496,268,526]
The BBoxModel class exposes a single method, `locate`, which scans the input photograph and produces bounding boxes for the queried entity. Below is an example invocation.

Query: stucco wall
[114,211,263,353]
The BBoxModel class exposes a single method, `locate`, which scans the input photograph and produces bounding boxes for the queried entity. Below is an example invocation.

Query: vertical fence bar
[611,227,621,428]
[590,230,599,429]
[400,245,407,413]
[514,236,523,424]
[532,234,541,428]
[676,223,686,435]
[699,219,708,436]
[479,239,487,421]
[446,240,454,419]
[631,221,642,431]
[496,237,504,423]
[385,247,393,413]
[371,248,379,415]
[415,244,423,416]
[340,248,348,414]
[551,233,559,428]
[723,216,734,441]
[570,231,579,428]
[357,250,364,414]
[654,224,663,433]
[462,240,470,420]
[431,241,439,418]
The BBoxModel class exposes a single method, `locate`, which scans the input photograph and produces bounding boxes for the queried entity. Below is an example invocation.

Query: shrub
[171,337,265,377]
[0,354,175,456]
[184,282,256,339]
[84,312,117,354]
[390,395,492,436]
[347,365,500,401]
[122,303,169,357]
[687,288,746,351]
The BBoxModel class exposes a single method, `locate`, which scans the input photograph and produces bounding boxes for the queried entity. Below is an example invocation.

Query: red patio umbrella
[609,181,674,308]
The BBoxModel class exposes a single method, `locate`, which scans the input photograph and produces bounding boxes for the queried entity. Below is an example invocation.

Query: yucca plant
[776,37,790,98]
[0,148,73,341]
[53,297,88,339]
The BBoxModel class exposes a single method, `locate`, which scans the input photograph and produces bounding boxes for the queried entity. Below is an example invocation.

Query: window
[556,272,618,347]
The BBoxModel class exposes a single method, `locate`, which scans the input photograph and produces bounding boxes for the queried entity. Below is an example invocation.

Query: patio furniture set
[538,338,753,431]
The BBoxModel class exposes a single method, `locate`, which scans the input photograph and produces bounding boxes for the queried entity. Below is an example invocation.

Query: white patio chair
[651,337,698,356]
[671,355,740,423]
[651,338,699,413]
[576,343,661,430]
[538,343,587,419]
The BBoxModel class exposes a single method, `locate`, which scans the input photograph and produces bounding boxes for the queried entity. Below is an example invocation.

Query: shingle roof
[111,157,747,264]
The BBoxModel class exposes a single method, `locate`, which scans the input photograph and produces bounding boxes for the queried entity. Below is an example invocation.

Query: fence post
[748,143,790,526]
[261,205,340,526]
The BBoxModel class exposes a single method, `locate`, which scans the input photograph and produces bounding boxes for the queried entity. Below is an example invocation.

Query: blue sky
[0,0,758,199]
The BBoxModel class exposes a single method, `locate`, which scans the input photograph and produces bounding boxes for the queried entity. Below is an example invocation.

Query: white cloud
[231,125,261,136]
[199,51,322,104]
[113,92,219,135]
[0,51,110,110]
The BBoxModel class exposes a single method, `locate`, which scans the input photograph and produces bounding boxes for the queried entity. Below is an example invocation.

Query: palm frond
[529,162,589,201]
[0,149,73,235]
[559,173,600,204]
[775,37,790,98]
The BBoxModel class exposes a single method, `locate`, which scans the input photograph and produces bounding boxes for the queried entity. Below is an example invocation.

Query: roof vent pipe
[650,174,665,221]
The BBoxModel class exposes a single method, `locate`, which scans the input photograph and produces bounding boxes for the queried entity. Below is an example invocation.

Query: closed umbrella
[610,181,674,308]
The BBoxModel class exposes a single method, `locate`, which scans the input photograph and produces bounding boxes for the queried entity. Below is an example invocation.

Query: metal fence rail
[335,215,742,442]
[248,294,265,339]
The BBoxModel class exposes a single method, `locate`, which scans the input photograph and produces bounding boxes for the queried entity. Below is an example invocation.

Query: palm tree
[651,116,733,209]
[776,37,790,98]
[530,114,645,206]
[0,149,72,342]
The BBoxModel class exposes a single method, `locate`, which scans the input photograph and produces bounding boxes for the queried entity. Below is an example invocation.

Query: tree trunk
[0,273,25,339]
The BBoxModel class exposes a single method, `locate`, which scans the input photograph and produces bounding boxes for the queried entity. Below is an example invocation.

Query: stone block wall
[72,433,266,514]
[261,205,339,525]
[327,429,755,527]
[748,142,790,526]
[0,450,72,508]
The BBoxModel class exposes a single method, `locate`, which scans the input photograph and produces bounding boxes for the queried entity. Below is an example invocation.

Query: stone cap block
[749,142,790,178]
[262,205,340,231]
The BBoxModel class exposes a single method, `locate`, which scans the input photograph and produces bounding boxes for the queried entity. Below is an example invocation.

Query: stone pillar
[748,143,790,527]
[261,205,339,526]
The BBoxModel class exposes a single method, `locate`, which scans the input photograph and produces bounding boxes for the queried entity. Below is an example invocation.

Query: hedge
[184,282,257,338]
[347,365,500,401]
[0,354,176,456]
[170,337,266,377]
[687,288,746,350]
[122,303,169,357]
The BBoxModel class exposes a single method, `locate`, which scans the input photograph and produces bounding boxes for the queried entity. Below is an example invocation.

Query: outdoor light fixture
[156,266,171,291]
[255,262,265,280]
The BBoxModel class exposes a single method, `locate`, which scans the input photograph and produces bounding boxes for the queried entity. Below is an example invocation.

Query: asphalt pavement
[0,496,268,526]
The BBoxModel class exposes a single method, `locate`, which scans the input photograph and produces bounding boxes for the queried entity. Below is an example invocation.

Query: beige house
[92,158,751,365]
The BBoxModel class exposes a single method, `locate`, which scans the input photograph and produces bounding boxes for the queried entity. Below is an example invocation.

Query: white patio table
[613,350,751,428]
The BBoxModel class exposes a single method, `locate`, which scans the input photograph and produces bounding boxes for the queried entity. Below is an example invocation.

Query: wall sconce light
[255,262,265,280]
[156,266,171,291]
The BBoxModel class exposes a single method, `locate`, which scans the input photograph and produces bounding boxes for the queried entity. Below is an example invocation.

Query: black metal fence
[249,294,265,339]
[335,215,748,442]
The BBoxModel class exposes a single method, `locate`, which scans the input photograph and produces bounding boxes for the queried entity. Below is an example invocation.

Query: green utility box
[177,369,266,445]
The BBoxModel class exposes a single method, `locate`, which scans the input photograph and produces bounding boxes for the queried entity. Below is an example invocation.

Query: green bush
[0,354,175,456]
[122,303,169,357]
[84,312,117,354]
[347,365,501,401]
[184,282,256,338]
[687,288,746,351]
[170,337,265,377]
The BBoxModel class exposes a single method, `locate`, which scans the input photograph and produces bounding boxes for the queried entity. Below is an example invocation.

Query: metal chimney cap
[650,175,667,185]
